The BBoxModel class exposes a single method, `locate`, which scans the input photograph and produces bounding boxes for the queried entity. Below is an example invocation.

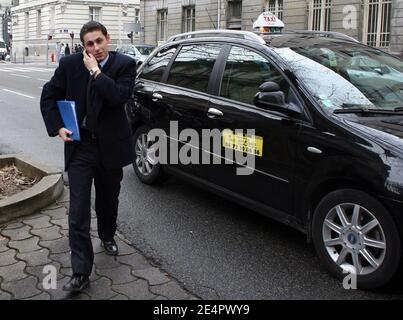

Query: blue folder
[57,100,80,141]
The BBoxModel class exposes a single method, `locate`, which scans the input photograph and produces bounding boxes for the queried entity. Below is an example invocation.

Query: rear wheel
[132,125,165,185]
[312,189,401,289]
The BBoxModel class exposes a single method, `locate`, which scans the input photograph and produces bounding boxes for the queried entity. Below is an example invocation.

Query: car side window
[220,46,290,106]
[167,44,222,93]
[140,47,177,82]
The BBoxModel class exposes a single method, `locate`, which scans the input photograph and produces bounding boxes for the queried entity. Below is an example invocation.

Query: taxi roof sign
[253,11,285,29]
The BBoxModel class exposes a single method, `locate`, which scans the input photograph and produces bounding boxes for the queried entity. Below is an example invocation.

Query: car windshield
[274,44,403,111]
[136,46,155,55]
[127,46,141,56]
[117,46,141,57]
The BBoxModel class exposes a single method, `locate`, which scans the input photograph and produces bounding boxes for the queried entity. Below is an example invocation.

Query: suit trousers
[67,133,123,276]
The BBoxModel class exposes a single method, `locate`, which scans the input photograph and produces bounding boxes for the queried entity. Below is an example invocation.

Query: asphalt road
[1,62,403,299]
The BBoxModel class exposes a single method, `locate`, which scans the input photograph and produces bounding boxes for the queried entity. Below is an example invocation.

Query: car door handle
[207,108,224,119]
[307,147,322,154]
[152,93,163,102]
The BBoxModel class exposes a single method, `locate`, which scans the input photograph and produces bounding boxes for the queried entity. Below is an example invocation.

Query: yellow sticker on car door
[222,129,263,157]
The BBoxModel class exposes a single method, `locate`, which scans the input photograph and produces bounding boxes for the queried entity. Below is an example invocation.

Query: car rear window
[140,47,177,82]
[166,44,222,93]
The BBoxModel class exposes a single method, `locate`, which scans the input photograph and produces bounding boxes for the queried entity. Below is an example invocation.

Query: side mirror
[253,81,302,116]
[259,81,281,93]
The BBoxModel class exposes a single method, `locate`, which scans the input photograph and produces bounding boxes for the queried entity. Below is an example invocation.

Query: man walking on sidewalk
[40,21,136,292]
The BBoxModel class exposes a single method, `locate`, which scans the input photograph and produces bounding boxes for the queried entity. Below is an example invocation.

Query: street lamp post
[46,35,49,65]
[70,32,74,52]
[217,0,221,30]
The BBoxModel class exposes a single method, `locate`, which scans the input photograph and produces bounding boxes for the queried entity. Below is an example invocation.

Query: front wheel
[132,125,165,185]
[312,189,401,289]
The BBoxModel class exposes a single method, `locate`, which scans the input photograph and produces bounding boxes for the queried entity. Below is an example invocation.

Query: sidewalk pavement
[10,54,58,66]
[0,187,199,300]
[6,61,58,68]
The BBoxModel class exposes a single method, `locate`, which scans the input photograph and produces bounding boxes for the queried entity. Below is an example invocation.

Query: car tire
[312,189,401,289]
[132,125,166,185]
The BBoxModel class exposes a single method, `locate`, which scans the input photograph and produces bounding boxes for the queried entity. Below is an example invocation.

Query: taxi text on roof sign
[253,11,285,32]
[253,11,285,28]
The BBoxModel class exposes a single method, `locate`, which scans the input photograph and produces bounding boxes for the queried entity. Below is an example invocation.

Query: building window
[24,11,29,39]
[227,0,242,30]
[266,0,283,20]
[135,8,140,35]
[363,0,392,48]
[182,6,195,33]
[89,7,101,22]
[157,9,168,42]
[36,9,41,37]
[228,0,242,20]
[308,0,332,31]
[49,6,55,33]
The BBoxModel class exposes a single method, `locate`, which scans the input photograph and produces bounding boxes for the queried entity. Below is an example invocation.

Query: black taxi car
[127,30,403,289]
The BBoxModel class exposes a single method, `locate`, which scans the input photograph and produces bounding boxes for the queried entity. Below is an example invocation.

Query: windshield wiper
[334,107,403,114]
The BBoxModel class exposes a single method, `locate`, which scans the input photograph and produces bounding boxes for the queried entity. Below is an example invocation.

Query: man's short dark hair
[80,21,108,43]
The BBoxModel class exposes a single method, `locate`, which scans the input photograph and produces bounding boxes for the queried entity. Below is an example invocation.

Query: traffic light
[48,34,52,40]
[70,32,74,39]
[127,33,132,39]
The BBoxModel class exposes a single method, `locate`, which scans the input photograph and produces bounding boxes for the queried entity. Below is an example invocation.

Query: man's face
[82,30,110,61]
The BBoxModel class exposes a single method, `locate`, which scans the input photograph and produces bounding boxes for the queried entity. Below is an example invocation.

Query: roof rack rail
[284,30,359,42]
[167,30,266,45]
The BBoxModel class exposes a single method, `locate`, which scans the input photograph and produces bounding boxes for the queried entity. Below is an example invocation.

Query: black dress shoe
[62,274,89,292]
[101,239,119,256]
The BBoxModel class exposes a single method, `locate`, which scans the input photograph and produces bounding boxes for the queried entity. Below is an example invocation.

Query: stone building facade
[0,0,12,45]
[10,0,140,61]
[141,0,403,55]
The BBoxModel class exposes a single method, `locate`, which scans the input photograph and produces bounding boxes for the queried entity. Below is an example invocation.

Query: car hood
[342,115,403,154]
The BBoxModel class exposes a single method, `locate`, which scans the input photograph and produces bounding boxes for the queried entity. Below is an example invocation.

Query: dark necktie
[85,64,102,133]
[85,76,95,133]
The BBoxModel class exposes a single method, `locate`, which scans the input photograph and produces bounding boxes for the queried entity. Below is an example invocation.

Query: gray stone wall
[142,0,220,44]
[391,0,403,55]
[283,0,307,30]
[328,0,361,40]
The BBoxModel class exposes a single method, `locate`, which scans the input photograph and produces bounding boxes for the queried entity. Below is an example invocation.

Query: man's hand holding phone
[83,50,98,71]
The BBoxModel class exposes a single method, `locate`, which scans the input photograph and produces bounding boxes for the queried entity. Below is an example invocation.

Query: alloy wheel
[322,203,386,275]
[134,133,157,176]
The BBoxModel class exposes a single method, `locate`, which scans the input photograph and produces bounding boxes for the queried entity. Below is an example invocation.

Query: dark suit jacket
[40,51,136,170]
